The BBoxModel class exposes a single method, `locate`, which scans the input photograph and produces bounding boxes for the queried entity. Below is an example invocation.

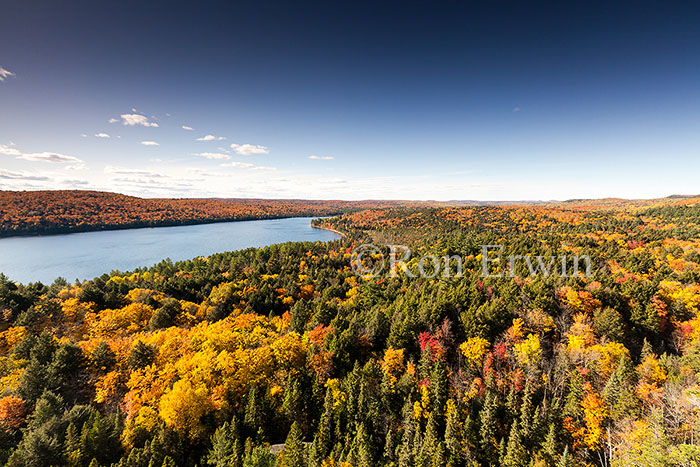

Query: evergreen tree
[502,420,527,467]
[604,356,638,420]
[242,444,276,467]
[243,388,264,440]
[420,415,440,467]
[349,422,373,467]
[444,400,463,465]
[282,376,304,428]
[518,382,536,443]
[207,418,242,467]
[65,422,82,467]
[563,370,583,422]
[542,422,559,465]
[383,428,397,466]
[479,378,499,464]
[311,388,334,464]
[431,441,446,467]
[429,358,448,424]
[557,446,572,467]
[278,421,306,467]
[91,341,116,371]
[397,403,415,467]
[128,341,156,369]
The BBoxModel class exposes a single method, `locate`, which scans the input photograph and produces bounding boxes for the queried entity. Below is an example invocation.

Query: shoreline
[311,224,346,238]
[0,214,343,240]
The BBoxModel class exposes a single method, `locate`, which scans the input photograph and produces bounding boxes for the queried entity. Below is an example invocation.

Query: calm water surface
[0,217,340,284]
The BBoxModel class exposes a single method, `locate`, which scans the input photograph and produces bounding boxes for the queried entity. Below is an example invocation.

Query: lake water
[0,217,341,284]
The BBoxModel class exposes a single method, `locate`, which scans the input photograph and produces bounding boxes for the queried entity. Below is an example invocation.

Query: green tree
[207,418,242,467]
[128,341,156,369]
[278,421,306,467]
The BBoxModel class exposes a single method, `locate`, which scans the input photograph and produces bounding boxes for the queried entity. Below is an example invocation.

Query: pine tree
[461,413,478,462]
[278,421,306,467]
[420,415,440,466]
[91,341,116,371]
[430,359,448,423]
[243,444,276,467]
[383,428,397,466]
[397,404,415,467]
[128,341,155,369]
[282,376,303,428]
[349,422,373,467]
[641,338,654,359]
[207,418,242,467]
[244,388,263,440]
[80,410,120,466]
[310,386,334,465]
[497,436,507,466]
[563,371,583,422]
[557,446,572,467]
[505,385,519,426]
[65,422,82,467]
[543,422,559,464]
[502,420,527,467]
[479,379,499,464]
[518,382,535,442]
[444,400,463,464]
[604,356,638,420]
[431,441,446,467]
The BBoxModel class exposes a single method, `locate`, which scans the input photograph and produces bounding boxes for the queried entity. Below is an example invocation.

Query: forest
[2,199,700,466]
[0,190,434,237]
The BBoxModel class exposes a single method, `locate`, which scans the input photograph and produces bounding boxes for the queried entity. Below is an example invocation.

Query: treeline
[0,190,431,238]
[1,204,700,465]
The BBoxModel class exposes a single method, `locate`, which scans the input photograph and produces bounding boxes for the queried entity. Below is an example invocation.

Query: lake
[0,217,341,284]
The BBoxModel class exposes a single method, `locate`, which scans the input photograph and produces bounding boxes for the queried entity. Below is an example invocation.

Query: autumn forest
[2,193,700,467]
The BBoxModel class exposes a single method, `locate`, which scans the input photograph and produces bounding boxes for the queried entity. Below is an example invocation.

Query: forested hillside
[0,190,431,237]
[2,203,700,465]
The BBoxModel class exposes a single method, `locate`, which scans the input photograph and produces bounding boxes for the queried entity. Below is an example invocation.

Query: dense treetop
[2,199,700,465]
[0,190,436,237]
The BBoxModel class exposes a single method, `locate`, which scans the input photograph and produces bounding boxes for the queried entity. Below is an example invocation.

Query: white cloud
[0,169,49,181]
[95,133,110,138]
[140,141,160,146]
[64,164,87,171]
[3,143,82,163]
[221,161,254,168]
[0,144,22,156]
[221,161,276,171]
[108,118,119,123]
[308,155,334,160]
[197,134,226,141]
[0,67,15,82]
[230,143,269,155]
[119,114,159,127]
[194,152,231,160]
[182,125,194,131]
[18,152,82,163]
[104,165,167,178]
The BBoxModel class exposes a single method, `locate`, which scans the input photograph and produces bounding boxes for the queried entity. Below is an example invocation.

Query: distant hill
[2,189,699,237]
[0,190,436,237]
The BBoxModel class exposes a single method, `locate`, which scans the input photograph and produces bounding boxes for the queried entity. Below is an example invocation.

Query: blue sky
[1,0,699,200]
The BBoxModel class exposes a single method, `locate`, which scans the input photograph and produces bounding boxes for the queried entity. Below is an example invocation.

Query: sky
[1,0,699,201]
